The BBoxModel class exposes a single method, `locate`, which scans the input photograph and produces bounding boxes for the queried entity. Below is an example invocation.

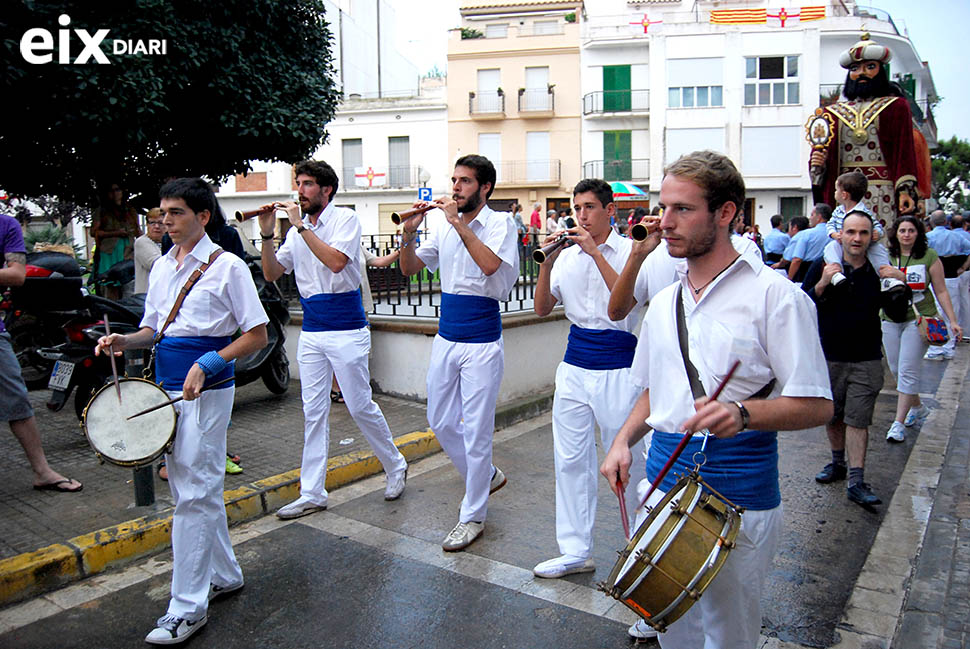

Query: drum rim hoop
[81,377,176,467]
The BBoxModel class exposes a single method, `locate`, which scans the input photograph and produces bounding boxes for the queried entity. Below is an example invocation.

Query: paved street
[0,348,967,648]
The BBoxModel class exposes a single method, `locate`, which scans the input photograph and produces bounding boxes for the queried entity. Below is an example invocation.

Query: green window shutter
[603,131,632,181]
[603,65,631,112]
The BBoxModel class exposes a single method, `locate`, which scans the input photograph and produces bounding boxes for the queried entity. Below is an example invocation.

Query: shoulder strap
[676,285,707,400]
[152,248,223,345]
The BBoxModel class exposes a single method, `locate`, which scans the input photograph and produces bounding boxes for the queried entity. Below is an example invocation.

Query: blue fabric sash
[563,325,637,370]
[300,290,368,332]
[438,292,501,343]
[646,430,780,510]
[155,336,233,392]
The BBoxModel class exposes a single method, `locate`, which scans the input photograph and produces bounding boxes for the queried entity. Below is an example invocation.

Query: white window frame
[744,55,800,106]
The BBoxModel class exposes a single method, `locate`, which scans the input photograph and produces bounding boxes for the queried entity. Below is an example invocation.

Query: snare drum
[600,471,742,633]
[81,378,177,467]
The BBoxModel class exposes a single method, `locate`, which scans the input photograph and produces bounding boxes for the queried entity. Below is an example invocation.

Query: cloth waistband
[300,290,368,332]
[155,336,233,392]
[563,325,636,370]
[438,292,501,343]
[646,430,780,510]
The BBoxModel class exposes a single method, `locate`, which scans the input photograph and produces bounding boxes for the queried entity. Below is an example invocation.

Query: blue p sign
[418,187,432,202]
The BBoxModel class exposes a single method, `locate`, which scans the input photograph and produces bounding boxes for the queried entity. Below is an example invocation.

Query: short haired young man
[398,155,518,551]
[763,214,790,264]
[261,160,408,518]
[601,151,832,648]
[97,178,269,644]
[531,178,645,580]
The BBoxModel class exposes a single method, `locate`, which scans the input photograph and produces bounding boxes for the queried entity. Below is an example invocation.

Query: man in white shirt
[97,178,269,645]
[260,160,408,518]
[531,178,646,579]
[133,207,164,294]
[399,155,518,551]
[601,151,833,649]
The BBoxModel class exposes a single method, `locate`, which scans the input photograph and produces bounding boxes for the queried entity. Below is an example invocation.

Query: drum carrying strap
[145,248,224,379]
[675,285,775,401]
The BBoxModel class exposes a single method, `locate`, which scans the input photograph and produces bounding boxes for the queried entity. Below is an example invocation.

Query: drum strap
[145,249,224,379]
[675,285,775,401]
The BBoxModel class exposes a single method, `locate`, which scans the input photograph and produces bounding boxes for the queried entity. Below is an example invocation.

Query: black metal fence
[267,233,544,318]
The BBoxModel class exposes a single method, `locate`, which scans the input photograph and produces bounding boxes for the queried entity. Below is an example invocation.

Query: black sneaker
[847,482,882,507]
[815,462,847,483]
[145,613,207,644]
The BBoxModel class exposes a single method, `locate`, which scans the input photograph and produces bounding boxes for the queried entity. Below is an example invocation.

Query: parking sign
[418,187,432,202]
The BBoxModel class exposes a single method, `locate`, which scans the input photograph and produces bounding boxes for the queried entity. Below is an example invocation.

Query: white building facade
[580,0,937,229]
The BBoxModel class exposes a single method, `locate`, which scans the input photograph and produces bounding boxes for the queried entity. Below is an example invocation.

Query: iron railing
[266,233,545,317]
[495,160,561,186]
[583,159,649,182]
[582,89,649,114]
[469,91,505,115]
[518,88,555,113]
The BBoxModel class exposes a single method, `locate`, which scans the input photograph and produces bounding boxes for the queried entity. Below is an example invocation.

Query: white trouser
[823,239,890,269]
[881,319,928,395]
[552,362,640,558]
[166,387,242,621]
[427,335,504,523]
[929,278,962,355]
[957,272,970,336]
[634,479,782,649]
[296,328,406,504]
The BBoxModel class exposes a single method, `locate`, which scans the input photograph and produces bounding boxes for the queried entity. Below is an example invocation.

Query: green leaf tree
[931,136,970,211]
[1,0,339,209]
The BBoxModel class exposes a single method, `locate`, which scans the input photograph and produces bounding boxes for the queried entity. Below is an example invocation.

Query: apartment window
[477,68,502,112]
[485,23,508,38]
[668,85,723,108]
[603,65,631,111]
[478,133,502,182]
[745,56,800,105]
[388,136,410,187]
[526,132,550,182]
[533,20,559,35]
[603,131,632,181]
[523,66,551,111]
[780,197,804,219]
[342,138,362,188]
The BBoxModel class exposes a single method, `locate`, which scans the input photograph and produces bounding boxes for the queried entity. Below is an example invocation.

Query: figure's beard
[843,69,893,100]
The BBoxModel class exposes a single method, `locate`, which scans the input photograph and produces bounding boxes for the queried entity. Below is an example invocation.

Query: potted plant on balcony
[565,12,576,23]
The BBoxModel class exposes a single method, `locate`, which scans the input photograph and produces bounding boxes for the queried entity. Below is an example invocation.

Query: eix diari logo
[20,14,167,64]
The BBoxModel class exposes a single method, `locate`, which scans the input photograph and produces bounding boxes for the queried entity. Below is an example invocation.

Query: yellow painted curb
[0,429,440,607]
[0,544,78,604]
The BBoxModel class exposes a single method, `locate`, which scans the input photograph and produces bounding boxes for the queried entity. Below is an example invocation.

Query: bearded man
[810,34,919,224]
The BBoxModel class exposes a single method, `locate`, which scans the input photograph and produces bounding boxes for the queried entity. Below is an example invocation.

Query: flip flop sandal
[158,461,168,482]
[33,479,83,493]
[330,390,345,404]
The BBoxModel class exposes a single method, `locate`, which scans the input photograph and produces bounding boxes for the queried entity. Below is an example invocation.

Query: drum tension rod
[637,558,701,600]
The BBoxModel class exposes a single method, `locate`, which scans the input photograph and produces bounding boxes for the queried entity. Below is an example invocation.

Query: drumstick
[104,314,122,404]
[636,360,741,512]
[125,376,235,420]
[616,478,631,540]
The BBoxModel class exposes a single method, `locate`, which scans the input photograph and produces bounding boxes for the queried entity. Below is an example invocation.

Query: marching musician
[530,179,646,580]
[97,178,268,644]
[260,160,408,518]
[398,155,518,552]
[600,151,832,648]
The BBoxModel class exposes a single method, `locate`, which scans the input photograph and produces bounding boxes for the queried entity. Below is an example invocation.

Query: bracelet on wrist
[260,232,274,241]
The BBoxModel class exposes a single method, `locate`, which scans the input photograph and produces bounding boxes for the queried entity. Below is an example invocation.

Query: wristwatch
[733,401,750,430]
[296,225,307,234]
[260,232,274,241]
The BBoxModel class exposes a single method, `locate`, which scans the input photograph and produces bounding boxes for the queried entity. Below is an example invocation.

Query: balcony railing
[495,159,561,186]
[469,91,505,116]
[583,90,650,115]
[583,159,649,182]
[271,234,544,317]
[517,88,555,114]
[819,83,843,106]
[341,166,423,190]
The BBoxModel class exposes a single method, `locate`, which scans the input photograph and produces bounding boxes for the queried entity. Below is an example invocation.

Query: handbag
[912,304,948,346]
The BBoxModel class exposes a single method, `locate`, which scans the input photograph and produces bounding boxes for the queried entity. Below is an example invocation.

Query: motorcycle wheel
[8,315,60,390]
[261,348,290,395]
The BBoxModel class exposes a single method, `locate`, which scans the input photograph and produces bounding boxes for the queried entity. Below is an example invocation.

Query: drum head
[82,378,176,466]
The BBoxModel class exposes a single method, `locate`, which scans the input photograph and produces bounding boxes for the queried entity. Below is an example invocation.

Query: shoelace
[156,614,182,629]
[446,523,469,541]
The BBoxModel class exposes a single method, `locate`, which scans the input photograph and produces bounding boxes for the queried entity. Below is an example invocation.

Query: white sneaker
[533,555,595,579]
[628,618,659,639]
[207,580,244,601]
[384,467,407,501]
[885,421,906,443]
[489,467,507,494]
[924,351,944,362]
[276,497,327,520]
[442,521,484,551]
[145,613,207,645]
[832,271,847,286]
[904,404,929,428]
[942,350,955,360]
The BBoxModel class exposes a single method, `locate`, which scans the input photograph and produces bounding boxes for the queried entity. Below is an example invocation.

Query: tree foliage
[931,136,970,211]
[1,0,339,208]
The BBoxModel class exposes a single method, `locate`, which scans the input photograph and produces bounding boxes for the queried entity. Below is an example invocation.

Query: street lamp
[418,167,431,188]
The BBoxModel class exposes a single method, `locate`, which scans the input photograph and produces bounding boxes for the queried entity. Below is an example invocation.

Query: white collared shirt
[141,234,268,337]
[415,204,519,301]
[276,202,362,298]
[630,245,831,434]
[550,229,641,333]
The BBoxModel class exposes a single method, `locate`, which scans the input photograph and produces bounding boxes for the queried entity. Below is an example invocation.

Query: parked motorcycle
[1,251,86,389]
[41,257,291,419]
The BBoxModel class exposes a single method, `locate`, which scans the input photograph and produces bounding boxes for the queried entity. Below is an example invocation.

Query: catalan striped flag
[710,8,767,24]
[800,5,826,21]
